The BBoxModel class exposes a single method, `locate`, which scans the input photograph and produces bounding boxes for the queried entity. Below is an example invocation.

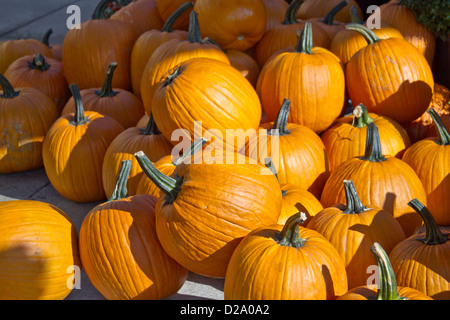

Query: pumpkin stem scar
[108,160,132,201]
[28,53,50,71]
[277,212,307,248]
[161,1,194,33]
[163,66,182,87]
[0,73,20,98]
[408,199,448,245]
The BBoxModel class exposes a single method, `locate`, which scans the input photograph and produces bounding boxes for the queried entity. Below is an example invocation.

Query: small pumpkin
[0,200,80,300]
[389,199,450,300]
[42,84,124,203]
[337,242,433,300]
[224,212,348,300]
[308,180,406,289]
[0,73,59,174]
[402,109,450,226]
[41,28,62,61]
[4,53,70,111]
[61,62,145,129]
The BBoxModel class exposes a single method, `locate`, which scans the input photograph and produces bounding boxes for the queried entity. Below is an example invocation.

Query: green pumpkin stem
[28,54,50,71]
[161,1,194,32]
[140,113,161,135]
[134,150,183,205]
[96,62,119,97]
[362,122,386,162]
[351,103,374,128]
[283,0,306,25]
[278,212,308,248]
[41,28,53,47]
[345,23,380,44]
[108,160,132,201]
[350,5,364,24]
[265,158,286,196]
[342,180,367,214]
[371,242,408,300]
[0,73,20,98]
[408,199,448,245]
[296,22,313,54]
[187,10,202,43]
[428,108,450,145]
[270,98,291,136]
[173,137,207,166]
[320,0,347,26]
[69,84,88,125]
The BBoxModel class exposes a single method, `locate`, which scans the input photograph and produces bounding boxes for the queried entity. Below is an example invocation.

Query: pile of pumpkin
[0,0,448,300]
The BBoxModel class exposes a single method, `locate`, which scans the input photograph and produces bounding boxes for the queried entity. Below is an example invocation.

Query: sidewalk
[0,0,225,300]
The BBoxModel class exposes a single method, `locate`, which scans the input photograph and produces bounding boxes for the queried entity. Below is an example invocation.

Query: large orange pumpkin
[0,73,59,174]
[224,212,348,300]
[134,150,282,278]
[79,160,189,300]
[0,200,80,300]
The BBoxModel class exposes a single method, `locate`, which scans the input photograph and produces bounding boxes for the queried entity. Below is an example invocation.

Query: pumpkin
[41,28,62,61]
[130,1,192,99]
[62,3,137,90]
[139,10,230,115]
[305,0,348,41]
[244,98,330,199]
[42,84,124,203]
[110,0,164,37]
[134,150,282,278]
[151,57,261,149]
[377,1,436,66]
[0,38,52,74]
[194,0,267,51]
[308,180,406,289]
[261,0,289,31]
[224,212,348,300]
[321,103,411,172]
[135,137,206,197]
[102,113,173,199]
[0,73,59,174]
[79,160,189,300]
[256,22,346,133]
[225,49,260,88]
[296,0,363,23]
[156,0,196,31]
[0,200,80,300]
[4,53,70,111]
[254,0,331,68]
[401,109,450,226]
[320,122,427,238]
[337,242,433,300]
[61,62,145,129]
[345,23,434,125]
[389,199,450,300]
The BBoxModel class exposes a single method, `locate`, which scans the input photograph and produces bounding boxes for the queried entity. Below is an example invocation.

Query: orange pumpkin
[256,22,346,133]
[308,180,406,289]
[0,73,59,174]
[321,103,411,172]
[402,109,450,226]
[389,199,449,300]
[134,150,282,278]
[345,23,434,125]
[0,200,81,300]
[4,53,70,111]
[296,0,363,23]
[61,62,145,129]
[224,212,348,300]
[261,0,289,31]
[225,49,260,88]
[337,242,433,300]
[42,84,124,203]
[320,122,427,238]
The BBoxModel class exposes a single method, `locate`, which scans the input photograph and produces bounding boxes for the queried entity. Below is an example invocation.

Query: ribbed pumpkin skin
[0,87,59,174]
[42,111,124,203]
[79,195,188,300]
[321,112,411,172]
[62,19,136,91]
[152,58,261,148]
[0,200,80,300]
[4,54,70,111]
[346,37,434,125]
[256,47,345,133]
[278,185,323,226]
[320,157,427,238]
[296,0,362,23]
[155,157,282,278]
[226,49,260,88]
[194,0,267,51]
[337,286,433,300]
[307,204,406,289]
[224,223,348,300]
[0,39,52,74]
